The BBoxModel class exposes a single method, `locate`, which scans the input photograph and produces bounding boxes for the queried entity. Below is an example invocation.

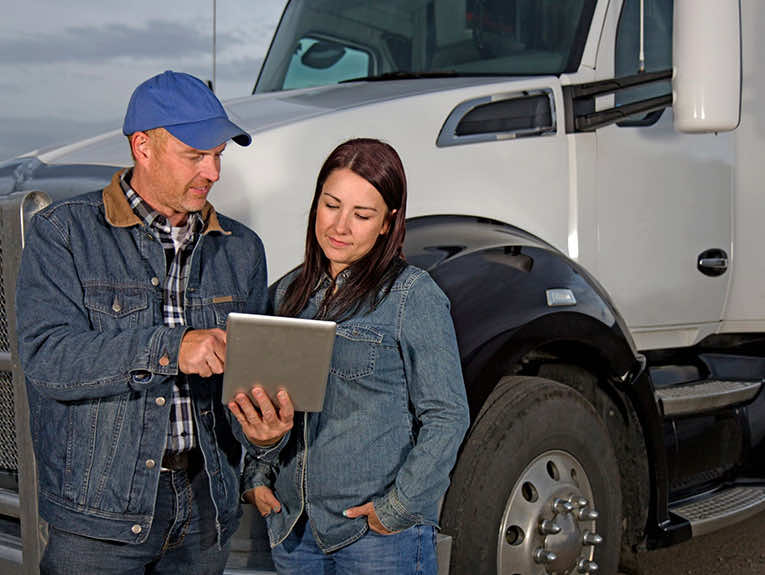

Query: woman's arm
[241,452,283,516]
[372,273,470,532]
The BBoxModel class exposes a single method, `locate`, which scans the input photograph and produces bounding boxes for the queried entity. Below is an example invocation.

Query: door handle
[697,249,728,277]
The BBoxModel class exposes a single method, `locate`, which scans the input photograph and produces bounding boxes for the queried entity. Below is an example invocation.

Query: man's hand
[244,486,282,517]
[228,386,294,447]
[178,328,226,377]
[343,502,395,535]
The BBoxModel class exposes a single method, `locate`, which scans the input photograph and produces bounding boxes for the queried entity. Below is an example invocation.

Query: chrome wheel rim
[497,450,602,574]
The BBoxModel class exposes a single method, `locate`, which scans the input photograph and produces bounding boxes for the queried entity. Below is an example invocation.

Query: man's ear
[130,131,153,164]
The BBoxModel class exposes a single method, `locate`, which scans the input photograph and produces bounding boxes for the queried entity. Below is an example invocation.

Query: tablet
[222,313,336,412]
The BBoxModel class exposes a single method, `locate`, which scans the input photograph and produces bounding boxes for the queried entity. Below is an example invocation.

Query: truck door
[592,0,732,351]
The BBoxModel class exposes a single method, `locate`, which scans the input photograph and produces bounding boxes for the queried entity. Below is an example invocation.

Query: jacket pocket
[211,294,248,328]
[83,285,150,331]
[64,395,132,509]
[330,324,383,380]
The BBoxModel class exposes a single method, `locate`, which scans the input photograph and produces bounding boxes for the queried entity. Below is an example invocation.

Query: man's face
[142,130,226,225]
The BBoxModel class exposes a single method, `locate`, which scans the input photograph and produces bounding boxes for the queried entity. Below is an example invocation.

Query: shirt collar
[120,170,202,235]
[102,168,229,235]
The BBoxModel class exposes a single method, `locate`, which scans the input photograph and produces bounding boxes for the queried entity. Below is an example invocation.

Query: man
[16,70,266,574]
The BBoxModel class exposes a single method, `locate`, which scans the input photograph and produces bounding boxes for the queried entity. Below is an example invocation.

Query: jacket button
[131,524,142,534]
[151,277,160,286]
[145,459,156,469]
[155,396,166,406]
[112,302,122,313]
[159,355,170,367]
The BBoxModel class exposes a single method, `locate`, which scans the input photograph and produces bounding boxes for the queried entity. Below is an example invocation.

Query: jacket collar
[102,168,229,235]
[314,267,352,291]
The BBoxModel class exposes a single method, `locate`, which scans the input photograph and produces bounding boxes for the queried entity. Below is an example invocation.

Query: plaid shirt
[121,170,201,453]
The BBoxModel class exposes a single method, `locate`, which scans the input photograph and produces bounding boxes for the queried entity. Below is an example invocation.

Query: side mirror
[301,41,346,70]
[673,0,741,133]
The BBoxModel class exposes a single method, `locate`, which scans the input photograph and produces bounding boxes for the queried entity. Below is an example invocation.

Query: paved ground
[637,510,765,574]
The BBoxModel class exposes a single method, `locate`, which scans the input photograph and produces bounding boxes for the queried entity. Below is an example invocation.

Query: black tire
[442,376,622,575]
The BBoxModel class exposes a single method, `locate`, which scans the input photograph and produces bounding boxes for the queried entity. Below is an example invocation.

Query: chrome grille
[0,215,19,472]
[0,371,17,472]
[0,232,7,353]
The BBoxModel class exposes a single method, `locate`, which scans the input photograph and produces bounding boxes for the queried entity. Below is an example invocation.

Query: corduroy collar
[102,168,229,235]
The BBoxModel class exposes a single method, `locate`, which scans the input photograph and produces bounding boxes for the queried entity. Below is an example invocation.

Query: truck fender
[405,214,669,547]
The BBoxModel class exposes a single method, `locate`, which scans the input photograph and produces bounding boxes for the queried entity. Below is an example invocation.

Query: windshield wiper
[339,71,461,83]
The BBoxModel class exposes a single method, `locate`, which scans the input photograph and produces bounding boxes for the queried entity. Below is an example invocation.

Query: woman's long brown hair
[278,138,407,321]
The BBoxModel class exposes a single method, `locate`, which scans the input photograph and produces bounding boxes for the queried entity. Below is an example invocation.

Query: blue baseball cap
[123,70,251,149]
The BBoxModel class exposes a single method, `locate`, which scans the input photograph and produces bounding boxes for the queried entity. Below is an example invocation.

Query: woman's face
[315,168,394,279]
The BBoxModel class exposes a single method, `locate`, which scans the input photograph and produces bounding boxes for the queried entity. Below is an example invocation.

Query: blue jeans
[40,466,230,575]
[271,515,437,575]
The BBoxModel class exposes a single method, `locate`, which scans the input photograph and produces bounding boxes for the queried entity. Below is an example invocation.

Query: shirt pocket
[83,285,150,331]
[330,324,384,380]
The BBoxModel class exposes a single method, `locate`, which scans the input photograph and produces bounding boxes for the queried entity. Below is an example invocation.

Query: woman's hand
[343,502,395,535]
[244,486,282,517]
[228,386,294,447]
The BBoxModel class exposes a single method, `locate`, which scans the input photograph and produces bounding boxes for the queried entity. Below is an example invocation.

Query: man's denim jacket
[16,170,267,545]
[242,264,470,553]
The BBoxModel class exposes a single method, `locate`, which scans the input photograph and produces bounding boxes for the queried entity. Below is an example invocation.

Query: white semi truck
[0,1,761,574]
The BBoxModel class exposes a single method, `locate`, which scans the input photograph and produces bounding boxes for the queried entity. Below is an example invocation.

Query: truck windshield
[255,0,597,93]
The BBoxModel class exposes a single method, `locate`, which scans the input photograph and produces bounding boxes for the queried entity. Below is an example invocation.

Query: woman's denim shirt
[16,171,268,545]
[242,264,470,553]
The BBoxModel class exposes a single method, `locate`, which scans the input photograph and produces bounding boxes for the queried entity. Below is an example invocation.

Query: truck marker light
[546,289,576,307]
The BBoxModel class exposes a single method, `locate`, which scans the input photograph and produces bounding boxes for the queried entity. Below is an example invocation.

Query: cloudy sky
[0,0,288,161]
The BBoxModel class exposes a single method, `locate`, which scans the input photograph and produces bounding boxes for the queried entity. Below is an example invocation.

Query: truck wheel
[442,376,622,575]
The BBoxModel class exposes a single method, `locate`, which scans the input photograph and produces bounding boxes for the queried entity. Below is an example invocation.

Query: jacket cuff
[245,430,290,462]
[241,469,272,493]
[126,326,187,389]
[372,487,422,533]
[148,326,189,376]
[240,452,276,502]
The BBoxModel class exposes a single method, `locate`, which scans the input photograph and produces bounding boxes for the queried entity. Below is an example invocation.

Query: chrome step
[670,486,765,537]
[656,379,762,417]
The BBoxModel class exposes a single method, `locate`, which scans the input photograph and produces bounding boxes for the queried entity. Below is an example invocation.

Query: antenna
[212,0,217,92]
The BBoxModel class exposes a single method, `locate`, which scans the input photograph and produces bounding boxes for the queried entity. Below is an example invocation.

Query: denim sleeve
[224,235,274,450]
[16,211,185,401]
[241,451,277,493]
[230,423,291,460]
[373,273,470,532]
[244,232,269,316]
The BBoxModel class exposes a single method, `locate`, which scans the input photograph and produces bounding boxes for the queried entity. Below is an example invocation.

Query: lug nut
[534,548,558,564]
[569,495,588,508]
[577,508,599,521]
[583,531,603,546]
[577,559,599,573]
[553,498,575,513]
[539,519,561,535]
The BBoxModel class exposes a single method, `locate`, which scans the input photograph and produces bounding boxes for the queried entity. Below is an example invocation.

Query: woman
[229,138,469,574]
